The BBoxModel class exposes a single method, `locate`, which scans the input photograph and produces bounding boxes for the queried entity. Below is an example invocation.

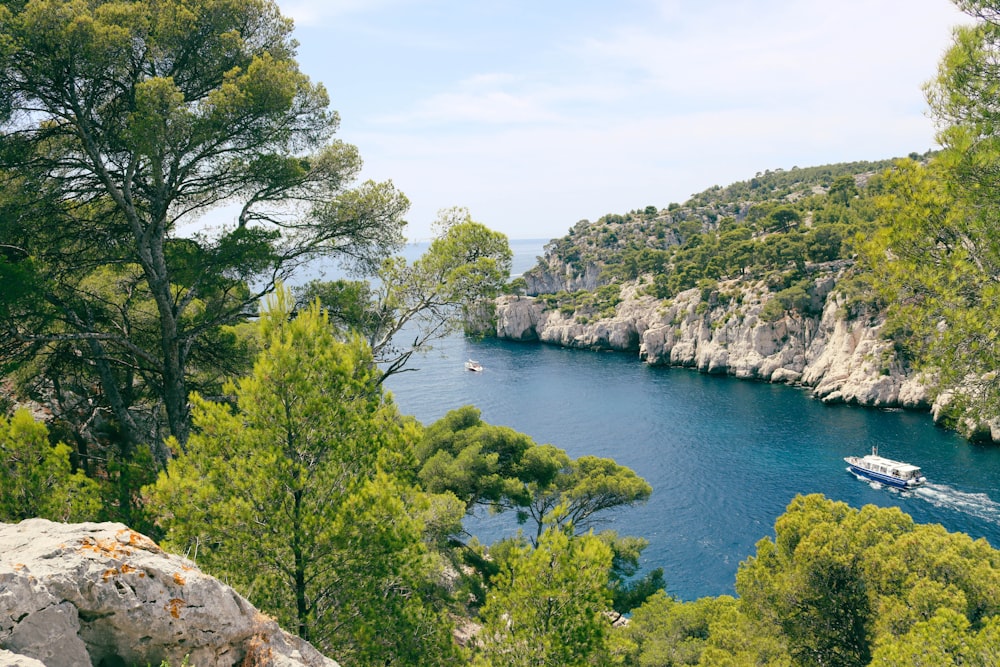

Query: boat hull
[846,463,924,489]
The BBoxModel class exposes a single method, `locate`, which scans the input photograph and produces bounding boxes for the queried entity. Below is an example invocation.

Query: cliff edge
[489,271,1000,438]
[0,519,338,667]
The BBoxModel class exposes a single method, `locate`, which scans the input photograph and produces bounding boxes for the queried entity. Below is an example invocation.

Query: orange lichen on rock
[165,598,185,619]
[79,536,132,560]
[102,568,119,581]
[172,572,186,586]
[116,527,164,554]
[241,633,274,667]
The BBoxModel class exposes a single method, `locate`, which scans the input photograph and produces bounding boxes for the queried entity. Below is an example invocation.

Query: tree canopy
[0,408,100,522]
[613,494,1000,667]
[146,293,462,664]
[476,524,614,667]
[415,405,652,541]
[855,0,1000,424]
[0,0,408,453]
[296,207,513,381]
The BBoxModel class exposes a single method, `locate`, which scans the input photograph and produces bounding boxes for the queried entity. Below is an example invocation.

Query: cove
[385,325,1000,602]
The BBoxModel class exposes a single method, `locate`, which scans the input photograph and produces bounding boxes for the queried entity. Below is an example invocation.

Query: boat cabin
[862,454,923,481]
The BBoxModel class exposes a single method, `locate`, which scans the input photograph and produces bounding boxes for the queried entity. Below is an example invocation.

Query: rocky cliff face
[493,272,935,413]
[523,257,603,295]
[0,519,338,667]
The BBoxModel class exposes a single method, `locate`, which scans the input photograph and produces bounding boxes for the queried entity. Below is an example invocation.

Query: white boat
[465,359,483,372]
[845,446,926,489]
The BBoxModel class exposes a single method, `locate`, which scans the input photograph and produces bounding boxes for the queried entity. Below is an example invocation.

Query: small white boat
[465,359,483,372]
[845,446,926,489]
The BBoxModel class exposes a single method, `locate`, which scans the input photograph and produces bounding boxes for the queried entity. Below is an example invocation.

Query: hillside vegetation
[518,142,1000,434]
[4,0,1000,665]
[526,156,908,305]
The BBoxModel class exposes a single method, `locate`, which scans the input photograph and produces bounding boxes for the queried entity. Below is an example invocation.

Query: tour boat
[465,359,483,372]
[845,447,926,489]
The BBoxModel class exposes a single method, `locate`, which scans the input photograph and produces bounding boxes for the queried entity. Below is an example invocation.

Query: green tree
[0,0,408,452]
[415,405,536,513]
[0,408,100,522]
[146,294,461,664]
[870,608,1000,667]
[609,592,779,667]
[860,158,999,423]
[736,496,908,667]
[611,494,1000,666]
[734,494,1000,667]
[518,450,652,543]
[856,1,1000,421]
[477,524,614,667]
[600,532,666,619]
[415,406,652,542]
[767,207,801,233]
[297,208,512,380]
[828,175,859,205]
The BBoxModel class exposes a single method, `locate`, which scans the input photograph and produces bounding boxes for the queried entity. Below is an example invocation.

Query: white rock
[0,519,338,667]
[494,267,1000,440]
[0,648,47,667]
[494,296,543,341]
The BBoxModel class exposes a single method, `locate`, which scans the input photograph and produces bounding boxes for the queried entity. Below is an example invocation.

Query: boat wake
[914,484,1000,527]
[847,469,886,490]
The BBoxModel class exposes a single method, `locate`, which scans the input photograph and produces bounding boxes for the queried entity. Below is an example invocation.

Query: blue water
[382,240,1000,602]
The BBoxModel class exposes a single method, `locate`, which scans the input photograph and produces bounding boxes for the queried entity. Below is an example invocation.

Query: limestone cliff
[0,519,338,667]
[523,255,603,295]
[492,271,936,412]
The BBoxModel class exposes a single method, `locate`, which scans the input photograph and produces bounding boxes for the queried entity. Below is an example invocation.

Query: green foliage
[767,206,801,232]
[828,175,860,205]
[416,407,651,542]
[102,444,160,533]
[535,285,623,323]
[611,592,759,666]
[0,0,408,453]
[858,160,970,370]
[599,531,666,616]
[302,209,512,379]
[294,279,379,335]
[416,405,536,512]
[520,453,652,542]
[759,280,814,323]
[733,494,1000,667]
[146,295,461,664]
[477,525,614,666]
[0,409,101,522]
[870,608,1000,667]
[844,3,1000,419]
[615,494,1000,666]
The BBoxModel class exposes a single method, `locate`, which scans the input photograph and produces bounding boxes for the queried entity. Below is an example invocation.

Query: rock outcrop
[0,519,338,667]
[523,257,603,295]
[492,271,934,413]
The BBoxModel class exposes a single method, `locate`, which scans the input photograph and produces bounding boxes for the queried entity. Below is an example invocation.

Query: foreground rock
[0,519,338,667]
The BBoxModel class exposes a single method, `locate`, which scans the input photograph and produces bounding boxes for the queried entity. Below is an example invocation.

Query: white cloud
[280,0,974,239]
[373,73,565,125]
[280,0,408,27]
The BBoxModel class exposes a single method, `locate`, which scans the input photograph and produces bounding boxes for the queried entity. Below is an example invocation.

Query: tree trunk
[293,488,309,641]
[144,220,191,448]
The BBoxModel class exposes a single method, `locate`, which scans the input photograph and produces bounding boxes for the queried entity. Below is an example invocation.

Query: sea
[315,239,1000,602]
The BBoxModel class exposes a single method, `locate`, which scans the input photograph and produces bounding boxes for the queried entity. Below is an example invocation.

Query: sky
[276,0,970,241]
